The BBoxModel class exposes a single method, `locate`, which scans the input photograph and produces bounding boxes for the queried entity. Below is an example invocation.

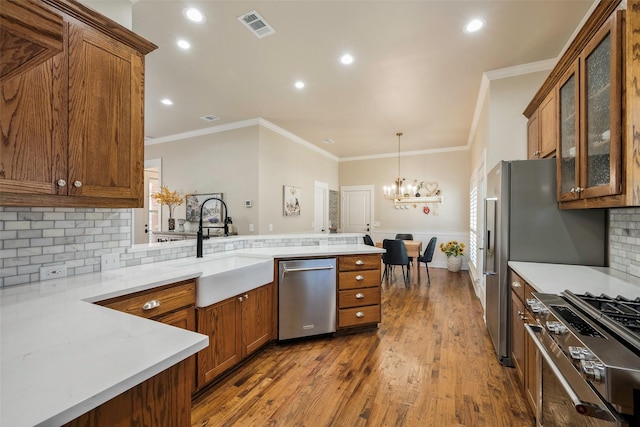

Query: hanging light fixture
[383,132,443,209]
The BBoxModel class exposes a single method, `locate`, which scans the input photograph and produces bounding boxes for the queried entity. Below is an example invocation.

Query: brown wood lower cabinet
[63,359,190,427]
[196,283,274,389]
[337,254,382,329]
[509,269,538,418]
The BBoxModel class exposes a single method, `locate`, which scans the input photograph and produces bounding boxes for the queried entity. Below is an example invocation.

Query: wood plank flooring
[192,266,534,427]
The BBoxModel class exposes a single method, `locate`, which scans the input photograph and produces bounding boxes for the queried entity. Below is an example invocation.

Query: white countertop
[509,261,640,298]
[0,243,382,427]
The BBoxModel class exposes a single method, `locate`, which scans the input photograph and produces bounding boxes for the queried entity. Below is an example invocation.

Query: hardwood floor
[191,266,534,427]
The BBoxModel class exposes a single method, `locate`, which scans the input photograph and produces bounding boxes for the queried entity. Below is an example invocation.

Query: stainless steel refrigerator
[483,158,606,365]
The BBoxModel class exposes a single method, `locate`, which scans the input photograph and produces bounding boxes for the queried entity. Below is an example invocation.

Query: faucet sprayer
[196,197,228,258]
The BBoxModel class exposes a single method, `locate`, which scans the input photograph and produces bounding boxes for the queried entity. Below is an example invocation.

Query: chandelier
[383,132,443,209]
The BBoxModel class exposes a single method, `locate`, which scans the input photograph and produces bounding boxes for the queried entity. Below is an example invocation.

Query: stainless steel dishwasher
[278,258,337,340]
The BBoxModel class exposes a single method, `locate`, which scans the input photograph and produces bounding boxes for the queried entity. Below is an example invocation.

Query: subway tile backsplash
[0,206,357,287]
[608,207,640,276]
[5,205,636,287]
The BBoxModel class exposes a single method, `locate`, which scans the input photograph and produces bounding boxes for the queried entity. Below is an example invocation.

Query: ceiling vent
[200,114,220,122]
[237,10,275,39]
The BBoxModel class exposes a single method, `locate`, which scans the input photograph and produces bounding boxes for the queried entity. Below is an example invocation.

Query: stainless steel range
[526,291,640,426]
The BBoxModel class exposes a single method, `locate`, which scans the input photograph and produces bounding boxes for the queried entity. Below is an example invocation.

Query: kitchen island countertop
[1,243,383,427]
[508,261,640,297]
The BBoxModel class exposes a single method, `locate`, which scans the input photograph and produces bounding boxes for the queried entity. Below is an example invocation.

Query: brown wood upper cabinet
[527,90,556,159]
[525,0,640,209]
[0,0,157,208]
[557,12,623,205]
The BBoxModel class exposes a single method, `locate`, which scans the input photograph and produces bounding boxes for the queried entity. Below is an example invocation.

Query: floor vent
[237,10,275,38]
[200,115,220,122]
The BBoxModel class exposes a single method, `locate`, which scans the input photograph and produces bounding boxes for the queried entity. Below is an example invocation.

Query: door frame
[132,158,161,245]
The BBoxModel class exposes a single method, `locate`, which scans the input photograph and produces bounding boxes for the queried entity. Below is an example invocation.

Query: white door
[341,185,373,233]
[313,181,329,233]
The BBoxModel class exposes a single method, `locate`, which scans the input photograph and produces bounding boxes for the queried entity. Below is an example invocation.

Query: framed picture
[185,193,223,223]
[283,185,301,216]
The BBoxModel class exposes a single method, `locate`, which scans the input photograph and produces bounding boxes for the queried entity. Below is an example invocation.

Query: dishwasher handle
[282,265,335,274]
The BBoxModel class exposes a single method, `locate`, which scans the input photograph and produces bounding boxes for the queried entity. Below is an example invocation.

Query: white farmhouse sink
[170,255,274,307]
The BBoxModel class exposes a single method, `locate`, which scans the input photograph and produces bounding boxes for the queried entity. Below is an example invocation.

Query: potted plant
[440,240,464,272]
[151,185,184,231]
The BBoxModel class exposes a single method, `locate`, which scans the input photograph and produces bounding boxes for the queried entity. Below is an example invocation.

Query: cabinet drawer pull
[355,260,365,266]
[355,293,365,299]
[73,180,82,188]
[57,179,67,187]
[355,311,365,318]
[512,281,521,288]
[142,300,160,311]
[355,275,364,281]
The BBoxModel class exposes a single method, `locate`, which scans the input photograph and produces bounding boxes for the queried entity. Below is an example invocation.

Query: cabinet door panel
[197,297,241,388]
[242,284,274,356]
[156,307,197,394]
[510,292,525,386]
[557,62,580,201]
[527,111,539,160]
[0,54,67,197]
[539,91,557,158]
[67,20,143,202]
[580,13,622,199]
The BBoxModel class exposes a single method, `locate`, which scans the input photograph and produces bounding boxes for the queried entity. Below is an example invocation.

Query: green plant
[440,240,465,257]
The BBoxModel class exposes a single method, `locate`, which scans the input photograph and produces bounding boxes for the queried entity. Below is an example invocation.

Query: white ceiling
[131,0,594,159]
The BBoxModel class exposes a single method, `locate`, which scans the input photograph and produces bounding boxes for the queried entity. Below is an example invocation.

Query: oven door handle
[524,324,624,423]
[524,324,582,407]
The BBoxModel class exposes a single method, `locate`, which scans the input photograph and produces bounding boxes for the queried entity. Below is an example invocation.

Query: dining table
[375,240,423,280]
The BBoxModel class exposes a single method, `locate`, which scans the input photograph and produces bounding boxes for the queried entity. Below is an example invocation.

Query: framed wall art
[283,185,301,216]
[185,193,223,223]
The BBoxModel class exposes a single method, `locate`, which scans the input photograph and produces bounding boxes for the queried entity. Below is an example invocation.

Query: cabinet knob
[355,275,364,281]
[73,180,82,188]
[244,294,249,299]
[355,311,365,318]
[575,187,583,193]
[570,187,576,193]
[511,281,521,288]
[355,260,365,266]
[355,293,365,299]
[57,179,67,187]
[142,299,160,311]
[238,297,243,302]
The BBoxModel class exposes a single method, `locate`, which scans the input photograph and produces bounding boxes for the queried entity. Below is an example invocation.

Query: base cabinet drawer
[338,254,381,271]
[339,270,380,290]
[339,287,381,309]
[339,305,381,327]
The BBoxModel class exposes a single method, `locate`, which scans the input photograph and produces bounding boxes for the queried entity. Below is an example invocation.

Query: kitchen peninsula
[0,234,382,426]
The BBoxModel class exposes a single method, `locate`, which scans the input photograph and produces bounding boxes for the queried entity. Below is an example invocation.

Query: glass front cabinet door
[557,12,622,203]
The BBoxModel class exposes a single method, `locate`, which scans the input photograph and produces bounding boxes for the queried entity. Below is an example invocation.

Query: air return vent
[200,114,220,122]
[237,10,275,38]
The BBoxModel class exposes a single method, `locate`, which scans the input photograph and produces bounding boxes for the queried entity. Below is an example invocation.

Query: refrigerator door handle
[484,198,497,276]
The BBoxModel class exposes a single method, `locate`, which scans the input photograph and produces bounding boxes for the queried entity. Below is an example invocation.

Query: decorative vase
[447,255,462,272]
[168,217,175,231]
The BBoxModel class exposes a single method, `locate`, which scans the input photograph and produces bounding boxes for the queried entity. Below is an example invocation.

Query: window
[469,180,478,268]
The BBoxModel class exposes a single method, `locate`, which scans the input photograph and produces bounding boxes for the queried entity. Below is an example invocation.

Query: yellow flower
[151,185,184,218]
[440,240,465,257]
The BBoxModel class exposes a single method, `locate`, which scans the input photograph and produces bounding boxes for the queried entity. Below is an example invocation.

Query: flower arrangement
[151,185,184,219]
[440,241,465,257]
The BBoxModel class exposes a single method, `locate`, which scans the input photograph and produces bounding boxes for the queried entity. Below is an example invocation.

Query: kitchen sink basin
[170,255,274,307]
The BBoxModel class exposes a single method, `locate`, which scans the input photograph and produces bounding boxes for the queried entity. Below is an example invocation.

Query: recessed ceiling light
[340,54,354,65]
[161,98,173,105]
[322,138,335,144]
[294,81,305,89]
[177,39,191,50]
[465,18,486,33]
[183,7,205,23]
